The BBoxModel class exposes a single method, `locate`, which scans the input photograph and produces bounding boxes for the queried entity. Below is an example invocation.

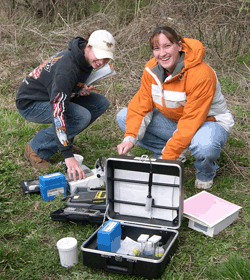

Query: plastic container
[155,246,164,258]
[56,237,78,267]
[39,172,66,201]
[97,220,121,252]
[137,234,149,255]
[144,241,154,256]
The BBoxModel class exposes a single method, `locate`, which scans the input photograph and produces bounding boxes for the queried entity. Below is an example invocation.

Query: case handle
[104,261,134,274]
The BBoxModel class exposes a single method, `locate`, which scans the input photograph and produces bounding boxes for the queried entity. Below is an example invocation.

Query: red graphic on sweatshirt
[53,92,69,146]
[28,55,63,79]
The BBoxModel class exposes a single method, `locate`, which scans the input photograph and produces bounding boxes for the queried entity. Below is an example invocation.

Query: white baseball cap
[88,30,115,60]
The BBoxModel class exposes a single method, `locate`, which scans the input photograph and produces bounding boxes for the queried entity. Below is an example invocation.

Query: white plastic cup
[56,237,78,267]
[74,154,83,166]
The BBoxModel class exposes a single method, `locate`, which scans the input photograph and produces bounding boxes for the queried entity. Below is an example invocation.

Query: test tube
[148,235,162,257]
[144,241,154,256]
[137,234,149,255]
[155,246,164,258]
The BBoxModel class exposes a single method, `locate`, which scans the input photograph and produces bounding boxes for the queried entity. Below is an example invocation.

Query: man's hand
[65,157,85,181]
[117,141,133,155]
[78,84,95,96]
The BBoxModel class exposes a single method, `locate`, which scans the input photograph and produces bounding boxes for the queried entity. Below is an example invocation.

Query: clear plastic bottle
[144,241,153,256]
[155,246,164,258]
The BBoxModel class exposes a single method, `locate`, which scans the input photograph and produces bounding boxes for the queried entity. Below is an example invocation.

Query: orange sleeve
[124,68,154,139]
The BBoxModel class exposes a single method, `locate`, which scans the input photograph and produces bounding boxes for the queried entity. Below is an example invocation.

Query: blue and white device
[39,172,66,201]
[97,220,121,252]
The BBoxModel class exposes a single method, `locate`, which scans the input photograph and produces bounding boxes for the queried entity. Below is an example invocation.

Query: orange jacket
[124,38,234,160]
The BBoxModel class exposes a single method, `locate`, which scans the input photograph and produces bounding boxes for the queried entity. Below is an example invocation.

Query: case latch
[115,255,123,262]
[140,155,149,161]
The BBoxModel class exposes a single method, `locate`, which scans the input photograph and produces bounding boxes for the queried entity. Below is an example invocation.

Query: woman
[16,30,115,181]
[116,26,234,189]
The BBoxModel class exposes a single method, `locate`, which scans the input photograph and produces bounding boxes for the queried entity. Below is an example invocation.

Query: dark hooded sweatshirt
[16,37,93,159]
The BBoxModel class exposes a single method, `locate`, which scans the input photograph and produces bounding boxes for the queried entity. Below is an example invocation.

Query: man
[16,30,115,181]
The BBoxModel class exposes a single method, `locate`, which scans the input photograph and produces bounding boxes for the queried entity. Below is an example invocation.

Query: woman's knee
[190,141,219,161]
[116,108,127,132]
[190,122,228,160]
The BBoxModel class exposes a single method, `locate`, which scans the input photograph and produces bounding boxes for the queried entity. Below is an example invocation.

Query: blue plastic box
[97,220,121,252]
[39,172,66,201]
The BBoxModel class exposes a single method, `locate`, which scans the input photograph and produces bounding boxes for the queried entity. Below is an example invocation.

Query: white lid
[137,234,149,242]
[148,235,162,244]
[57,237,77,252]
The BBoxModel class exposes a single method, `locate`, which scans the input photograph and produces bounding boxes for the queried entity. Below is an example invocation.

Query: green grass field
[0,0,250,279]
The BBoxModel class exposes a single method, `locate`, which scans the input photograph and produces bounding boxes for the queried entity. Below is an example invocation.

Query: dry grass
[1,0,249,174]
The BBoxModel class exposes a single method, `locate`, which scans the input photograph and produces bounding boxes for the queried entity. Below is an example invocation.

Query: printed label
[47,187,65,197]
[103,221,117,232]
[95,191,106,199]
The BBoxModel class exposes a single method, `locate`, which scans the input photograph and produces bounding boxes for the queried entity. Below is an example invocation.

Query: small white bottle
[144,241,154,256]
[148,235,162,257]
[137,234,149,255]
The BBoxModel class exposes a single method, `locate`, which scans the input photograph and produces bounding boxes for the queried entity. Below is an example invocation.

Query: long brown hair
[149,26,183,50]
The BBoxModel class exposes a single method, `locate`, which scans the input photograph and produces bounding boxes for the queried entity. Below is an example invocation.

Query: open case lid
[105,155,184,230]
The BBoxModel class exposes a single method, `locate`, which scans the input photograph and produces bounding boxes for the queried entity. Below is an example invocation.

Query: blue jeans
[18,92,109,160]
[116,108,229,181]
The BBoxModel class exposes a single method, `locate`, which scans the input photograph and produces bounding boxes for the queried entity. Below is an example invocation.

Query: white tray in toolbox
[105,155,184,230]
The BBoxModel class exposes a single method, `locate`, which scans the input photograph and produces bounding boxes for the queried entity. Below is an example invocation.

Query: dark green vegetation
[0,0,249,279]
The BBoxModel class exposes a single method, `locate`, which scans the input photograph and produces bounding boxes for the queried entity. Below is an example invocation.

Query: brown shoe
[24,143,51,169]
[72,145,83,154]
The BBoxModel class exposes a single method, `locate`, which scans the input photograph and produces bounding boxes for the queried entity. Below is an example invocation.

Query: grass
[207,255,250,279]
[1,108,249,280]
[1,0,250,279]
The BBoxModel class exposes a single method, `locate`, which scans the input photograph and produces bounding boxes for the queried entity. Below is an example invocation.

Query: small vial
[137,234,149,255]
[148,235,162,256]
[144,241,153,256]
[155,246,164,258]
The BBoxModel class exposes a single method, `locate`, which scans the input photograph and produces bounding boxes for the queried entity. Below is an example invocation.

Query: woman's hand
[117,141,134,155]
[65,157,85,181]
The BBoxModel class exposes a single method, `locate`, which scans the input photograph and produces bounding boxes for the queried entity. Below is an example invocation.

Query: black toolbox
[50,186,106,224]
[81,155,184,278]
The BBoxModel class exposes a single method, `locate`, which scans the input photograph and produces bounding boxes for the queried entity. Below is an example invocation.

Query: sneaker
[24,142,50,169]
[195,178,213,190]
[72,145,83,154]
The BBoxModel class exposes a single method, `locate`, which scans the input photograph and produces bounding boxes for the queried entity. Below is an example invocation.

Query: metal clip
[140,155,149,162]
[115,255,123,262]
[101,254,111,258]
